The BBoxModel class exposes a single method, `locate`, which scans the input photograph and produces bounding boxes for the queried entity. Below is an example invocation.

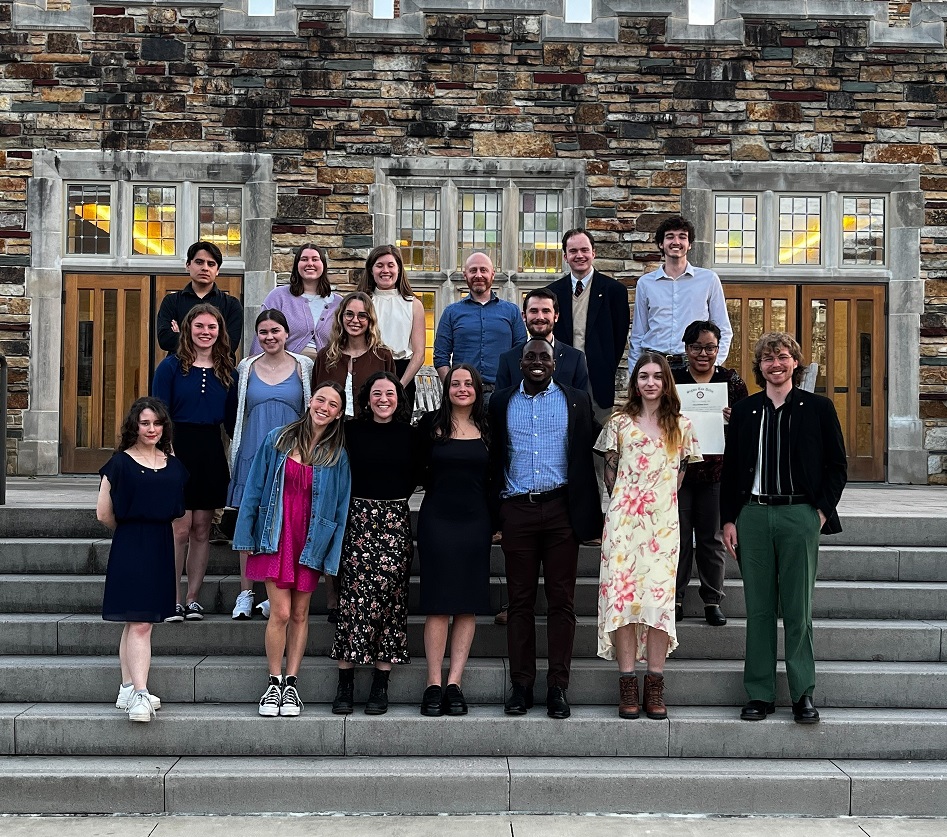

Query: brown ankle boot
[643,673,667,720]
[618,674,639,719]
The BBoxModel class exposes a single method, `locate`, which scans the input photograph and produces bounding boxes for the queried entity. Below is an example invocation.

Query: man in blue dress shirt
[433,252,527,399]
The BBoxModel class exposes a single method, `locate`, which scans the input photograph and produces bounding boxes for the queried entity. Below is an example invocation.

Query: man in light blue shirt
[433,252,528,393]
[629,216,733,368]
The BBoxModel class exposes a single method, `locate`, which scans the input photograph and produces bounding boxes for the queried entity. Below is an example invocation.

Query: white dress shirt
[629,262,733,364]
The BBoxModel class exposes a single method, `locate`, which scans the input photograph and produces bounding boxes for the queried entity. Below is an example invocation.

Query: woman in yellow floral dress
[595,352,701,721]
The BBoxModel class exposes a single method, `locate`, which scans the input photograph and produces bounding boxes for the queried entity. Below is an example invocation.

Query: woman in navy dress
[97,397,188,723]
[152,303,238,622]
[415,363,492,717]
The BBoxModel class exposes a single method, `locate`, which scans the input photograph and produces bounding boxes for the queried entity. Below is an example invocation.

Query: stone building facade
[0,0,946,483]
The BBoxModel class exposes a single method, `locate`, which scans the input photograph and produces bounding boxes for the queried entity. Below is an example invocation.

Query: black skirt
[173,422,230,510]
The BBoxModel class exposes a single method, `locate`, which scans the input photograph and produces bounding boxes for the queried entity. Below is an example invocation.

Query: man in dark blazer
[489,339,603,720]
[546,228,630,413]
[720,332,847,726]
[495,288,590,392]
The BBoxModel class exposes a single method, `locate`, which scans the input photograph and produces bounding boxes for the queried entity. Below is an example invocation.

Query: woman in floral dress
[595,352,701,721]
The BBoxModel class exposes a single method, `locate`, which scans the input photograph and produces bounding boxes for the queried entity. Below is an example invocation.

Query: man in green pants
[720,332,847,724]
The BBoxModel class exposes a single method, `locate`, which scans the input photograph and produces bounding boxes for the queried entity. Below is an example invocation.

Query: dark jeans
[500,494,579,690]
[676,480,726,606]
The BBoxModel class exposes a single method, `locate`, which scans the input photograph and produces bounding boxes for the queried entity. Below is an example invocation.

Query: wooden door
[61,274,151,473]
[722,283,798,394]
[801,284,886,482]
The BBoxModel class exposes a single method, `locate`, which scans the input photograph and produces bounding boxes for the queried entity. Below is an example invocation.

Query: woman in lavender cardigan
[250,243,342,361]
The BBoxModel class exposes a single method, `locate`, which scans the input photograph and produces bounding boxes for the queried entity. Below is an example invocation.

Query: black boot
[331,668,354,715]
[364,668,390,715]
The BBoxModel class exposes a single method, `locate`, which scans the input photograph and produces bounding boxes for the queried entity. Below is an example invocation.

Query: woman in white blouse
[358,245,426,406]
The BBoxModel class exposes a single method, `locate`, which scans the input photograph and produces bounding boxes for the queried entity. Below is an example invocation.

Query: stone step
[4,703,947,764]
[1,754,944,816]
[5,573,947,621]
[5,613,943,663]
[4,539,946,584]
[3,656,947,708]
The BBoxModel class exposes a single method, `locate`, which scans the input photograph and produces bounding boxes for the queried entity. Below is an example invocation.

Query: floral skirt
[330,497,413,666]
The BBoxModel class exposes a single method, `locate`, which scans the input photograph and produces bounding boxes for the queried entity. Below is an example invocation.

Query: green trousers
[736,502,821,703]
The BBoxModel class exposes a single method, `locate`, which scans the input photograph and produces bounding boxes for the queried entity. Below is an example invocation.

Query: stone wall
[1,4,946,477]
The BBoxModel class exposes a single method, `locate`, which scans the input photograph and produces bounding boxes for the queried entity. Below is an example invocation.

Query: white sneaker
[280,683,303,717]
[116,684,161,711]
[259,682,282,717]
[256,599,270,619]
[127,691,156,723]
[232,590,254,620]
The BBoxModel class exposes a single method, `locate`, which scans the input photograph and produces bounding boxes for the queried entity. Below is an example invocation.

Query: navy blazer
[546,270,630,409]
[719,388,848,535]
[495,339,590,393]
[488,382,604,543]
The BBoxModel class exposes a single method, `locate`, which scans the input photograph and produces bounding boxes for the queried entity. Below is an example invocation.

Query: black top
[759,393,799,496]
[156,282,244,354]
[345,419,417,500]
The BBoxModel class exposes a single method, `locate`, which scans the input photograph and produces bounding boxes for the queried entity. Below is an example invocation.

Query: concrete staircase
[1,496,946,816]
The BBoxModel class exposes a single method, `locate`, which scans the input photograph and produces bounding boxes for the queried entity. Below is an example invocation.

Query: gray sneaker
[116,683,160,711]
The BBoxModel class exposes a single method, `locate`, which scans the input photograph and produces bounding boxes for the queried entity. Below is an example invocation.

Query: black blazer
[488,382,604,542]
[547,270,630,409]
[719,388,848,535]
[495,339,590,393]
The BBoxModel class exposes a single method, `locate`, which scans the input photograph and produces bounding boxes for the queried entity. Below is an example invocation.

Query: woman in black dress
[415,363,492,716]
[331,372,416,716]
[97,397,188,723]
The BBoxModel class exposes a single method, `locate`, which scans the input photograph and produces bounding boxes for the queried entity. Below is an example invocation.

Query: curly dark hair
[356,371,412,424]
[117,397,174,456]
[654,215,696,248]
[429,363,489,448]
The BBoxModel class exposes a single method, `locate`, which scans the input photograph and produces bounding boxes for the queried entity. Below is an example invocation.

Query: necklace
[130,444,163,472]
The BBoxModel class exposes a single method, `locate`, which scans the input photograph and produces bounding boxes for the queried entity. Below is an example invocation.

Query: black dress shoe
[546,686,571,719]
[704,605,727,626]
[442,683,468,716]
[740,700,776,721]
[792,695,820,724]
[420,685,443,717]
[504,683,532,715]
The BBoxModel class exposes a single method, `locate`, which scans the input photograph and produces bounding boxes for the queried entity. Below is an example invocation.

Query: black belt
[508,486,567,504]
[750,494,809,506]
[644,349,686,365]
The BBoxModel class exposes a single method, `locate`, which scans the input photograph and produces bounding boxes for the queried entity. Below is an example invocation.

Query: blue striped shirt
[503,381,569,498]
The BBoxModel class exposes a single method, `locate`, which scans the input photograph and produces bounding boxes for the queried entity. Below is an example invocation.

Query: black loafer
[704,605,727,626]
[792,695,820,724]
[546,686,571,719]
[504,683,532,715]
[740,700,776,721]
[420,685,443,717]
[442,683,468,716]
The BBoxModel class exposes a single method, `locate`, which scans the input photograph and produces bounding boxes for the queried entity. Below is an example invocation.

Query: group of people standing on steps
[97,217,846,728]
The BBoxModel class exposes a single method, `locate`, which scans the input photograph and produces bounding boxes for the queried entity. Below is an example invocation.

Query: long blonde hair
[274,381,346,467]
[176,303,235,389]
[323,291,386,369]
[620,352,682,454]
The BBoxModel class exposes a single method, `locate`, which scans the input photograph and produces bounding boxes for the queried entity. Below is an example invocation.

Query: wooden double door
[61,273,242,473]
[724,283,886,482]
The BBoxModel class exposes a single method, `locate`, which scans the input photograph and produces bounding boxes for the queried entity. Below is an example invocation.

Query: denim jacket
[232,427,351,575]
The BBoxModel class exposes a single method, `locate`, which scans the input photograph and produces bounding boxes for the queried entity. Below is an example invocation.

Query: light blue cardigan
[232,427,351,575]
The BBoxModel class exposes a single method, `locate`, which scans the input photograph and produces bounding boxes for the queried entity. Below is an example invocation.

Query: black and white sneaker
[164,604,185,623]
[280,683,303,717]
[259,682,282,717]
[184,602,204,621]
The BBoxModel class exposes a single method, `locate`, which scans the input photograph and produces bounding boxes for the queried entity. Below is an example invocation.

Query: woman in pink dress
[233,382,351,718]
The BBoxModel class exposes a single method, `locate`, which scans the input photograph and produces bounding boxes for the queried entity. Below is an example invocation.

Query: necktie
[574,280,583,297]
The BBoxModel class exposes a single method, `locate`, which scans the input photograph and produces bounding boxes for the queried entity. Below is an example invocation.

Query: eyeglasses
[343,311,369,322]
[687,343,718,355]
[760,354,795,365]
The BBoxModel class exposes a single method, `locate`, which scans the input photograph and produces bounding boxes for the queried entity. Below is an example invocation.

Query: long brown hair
[429,363,489,447]
[323,291,386,369]
[620,352,682,454]
[358,245,413,300]
[274,381,346,467]
[176,303,235,389]
[117,396,174,456]
[288,243,331,298]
